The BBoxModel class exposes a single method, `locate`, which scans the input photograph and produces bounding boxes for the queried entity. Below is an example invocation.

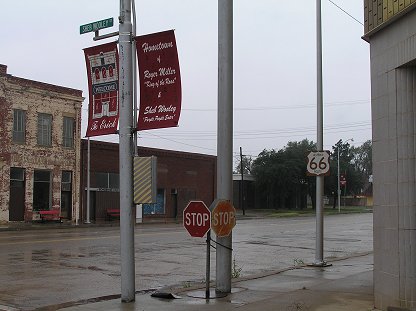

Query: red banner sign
[84,42,119,137]
[135,30,181,130]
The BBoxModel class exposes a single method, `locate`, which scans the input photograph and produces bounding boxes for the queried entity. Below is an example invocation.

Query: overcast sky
[1,1,370,164]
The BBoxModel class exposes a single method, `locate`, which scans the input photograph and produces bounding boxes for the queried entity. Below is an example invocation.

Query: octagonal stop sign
[183,201,211,238]
[210,199,236,237]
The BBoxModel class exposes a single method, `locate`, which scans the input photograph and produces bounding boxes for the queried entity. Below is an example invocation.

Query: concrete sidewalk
[58,253,375,311]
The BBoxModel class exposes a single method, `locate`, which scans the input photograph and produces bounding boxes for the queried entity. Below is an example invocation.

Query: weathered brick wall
[0,75,12,222]
[80,140,217,221]
[0,65,83,222]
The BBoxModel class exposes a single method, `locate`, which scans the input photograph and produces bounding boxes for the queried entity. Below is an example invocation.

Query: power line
[141,132,217,153]
[140,120,371,138]
[81,99,370,113]
[327,0,364,26]
[232,127,371,141]
[183,99,369,112]
[235,139,373,159]
[149,127,370,141]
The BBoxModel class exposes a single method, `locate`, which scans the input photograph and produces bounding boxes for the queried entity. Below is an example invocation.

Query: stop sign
[210,199,236,237]
[183,201,211,237]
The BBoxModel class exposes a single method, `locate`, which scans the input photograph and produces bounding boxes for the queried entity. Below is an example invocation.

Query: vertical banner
[135,30,182,130]
[84,42,119,137]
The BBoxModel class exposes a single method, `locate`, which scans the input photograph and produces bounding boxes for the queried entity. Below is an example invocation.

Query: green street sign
[80,18,114,34]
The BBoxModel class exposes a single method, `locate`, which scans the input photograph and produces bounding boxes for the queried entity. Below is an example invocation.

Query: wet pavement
[58,253,374,311]
[0,212,373,310]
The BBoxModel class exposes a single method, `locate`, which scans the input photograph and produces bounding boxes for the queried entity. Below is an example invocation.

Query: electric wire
[327,0,364,26]
[81,99,370,113]
[140,121,371,139]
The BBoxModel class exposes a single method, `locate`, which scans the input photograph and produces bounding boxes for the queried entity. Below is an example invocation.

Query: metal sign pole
[119,0,135,302]
[206,230,211,299]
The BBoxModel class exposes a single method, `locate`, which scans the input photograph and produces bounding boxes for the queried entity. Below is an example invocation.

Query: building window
[33,170,51,211]
[143,189,165,215]
[62,171,72,191]
[10,167,25,187]
[63,117,74,148]
[13,109,26,143]
[37,113,52,146]
[94,172,119,189]
[10,167,25,181]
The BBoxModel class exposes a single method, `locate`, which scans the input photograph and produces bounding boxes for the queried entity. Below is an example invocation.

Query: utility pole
[337,146,341,213]
[240,147,245,216]
[314,0,327,267]
[119,0,135,302]
[216,0,233,294]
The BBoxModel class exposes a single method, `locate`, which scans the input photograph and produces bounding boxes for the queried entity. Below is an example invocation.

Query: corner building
[0,64,83,222]
[364,1,416,309]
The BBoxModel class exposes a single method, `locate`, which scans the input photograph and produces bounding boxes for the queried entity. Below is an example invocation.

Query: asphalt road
[0,213,372,310]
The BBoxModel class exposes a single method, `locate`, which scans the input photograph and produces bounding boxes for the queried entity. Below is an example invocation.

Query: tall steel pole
[216,0,233,294]
[119,0,135,302]
[314,0,325,266]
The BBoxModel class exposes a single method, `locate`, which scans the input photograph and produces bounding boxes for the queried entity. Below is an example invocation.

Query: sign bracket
[94,30,119,41]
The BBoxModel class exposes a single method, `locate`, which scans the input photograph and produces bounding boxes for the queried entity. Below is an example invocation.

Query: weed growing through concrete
[231,256,243,278]
[287,301,309,311]
[293,258,305,266]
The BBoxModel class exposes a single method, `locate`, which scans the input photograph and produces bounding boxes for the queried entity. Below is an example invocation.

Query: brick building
[80,140,217,221]
[0,64,83,223]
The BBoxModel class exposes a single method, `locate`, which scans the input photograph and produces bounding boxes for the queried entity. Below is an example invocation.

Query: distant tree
[251,149,284,209]
[234,155,253,175]
[250,139,372,210]
[252,139,316,210]
[326,139,372,202]
[352,140,372,182]
[283,140,316,209]
[326,139,354,205]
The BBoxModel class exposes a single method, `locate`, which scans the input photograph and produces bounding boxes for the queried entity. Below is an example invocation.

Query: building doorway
[33,170,51,211]
[9,168,25,221]
[61,171,72,219]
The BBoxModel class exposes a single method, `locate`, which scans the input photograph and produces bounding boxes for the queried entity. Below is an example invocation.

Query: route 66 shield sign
[306,151,330,176]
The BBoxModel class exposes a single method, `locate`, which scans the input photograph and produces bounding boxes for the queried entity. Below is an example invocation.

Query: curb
[169,251,374,295]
